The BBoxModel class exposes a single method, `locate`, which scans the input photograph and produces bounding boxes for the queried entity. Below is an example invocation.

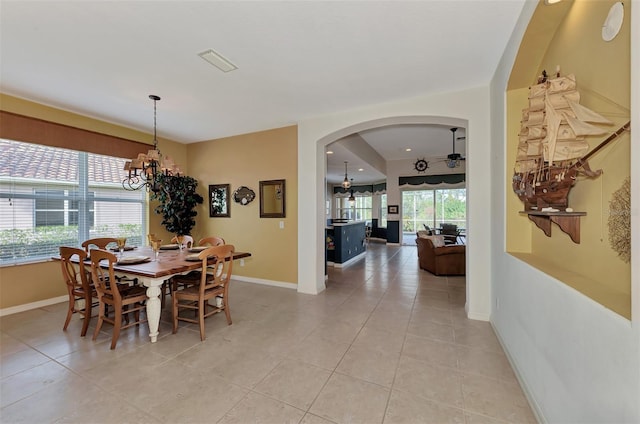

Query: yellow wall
[186,126,298,285]
[0,95,187,309]
[506,0,631,318]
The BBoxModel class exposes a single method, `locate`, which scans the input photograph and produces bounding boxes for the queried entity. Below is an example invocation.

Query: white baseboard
[332,251,366,268]
[386,242,401,246]
[232,275,297,290]
[491,320,546,424]
[0,295,67,317]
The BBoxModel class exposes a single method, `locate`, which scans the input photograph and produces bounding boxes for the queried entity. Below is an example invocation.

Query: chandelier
[123,95,182,192]
[342,161,351,189]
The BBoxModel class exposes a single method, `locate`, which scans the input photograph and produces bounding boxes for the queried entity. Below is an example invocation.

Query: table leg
[138,278,164,343]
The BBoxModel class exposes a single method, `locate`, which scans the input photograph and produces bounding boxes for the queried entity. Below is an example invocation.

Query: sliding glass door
[402,188,466,239]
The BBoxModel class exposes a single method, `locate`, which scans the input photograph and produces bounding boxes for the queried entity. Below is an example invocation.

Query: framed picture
[209,184,230,217]
[387,205,399,214]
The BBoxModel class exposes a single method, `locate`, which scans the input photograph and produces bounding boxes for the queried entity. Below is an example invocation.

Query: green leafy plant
[151,174,204,236]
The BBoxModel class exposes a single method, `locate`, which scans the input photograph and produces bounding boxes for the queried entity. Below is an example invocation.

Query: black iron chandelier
[122,95,182,192]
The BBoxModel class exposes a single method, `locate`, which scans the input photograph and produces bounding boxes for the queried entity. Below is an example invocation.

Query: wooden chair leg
[111,310,122,350]
[93,302,105,341]
[199,300,205,341]
[80,295,92,337]
[63,300,73,331]
[172,297,178,334]
[223,299,232,325]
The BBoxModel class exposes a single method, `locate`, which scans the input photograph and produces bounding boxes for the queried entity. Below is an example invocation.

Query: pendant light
[342,161,352,189]
[348,179,355,203]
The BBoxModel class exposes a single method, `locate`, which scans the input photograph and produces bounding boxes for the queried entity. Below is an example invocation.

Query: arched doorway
[297,88,494,321]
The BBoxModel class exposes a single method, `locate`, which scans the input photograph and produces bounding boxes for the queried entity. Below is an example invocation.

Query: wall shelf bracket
[520,211,587,244]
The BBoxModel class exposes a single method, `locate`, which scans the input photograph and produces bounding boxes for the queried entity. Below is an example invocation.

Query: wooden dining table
[57,246,251,343]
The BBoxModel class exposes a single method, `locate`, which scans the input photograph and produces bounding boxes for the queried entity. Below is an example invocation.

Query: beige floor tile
[0,332,30,357]
[0,360,74,408]
[254,358,332,410]
[147,371,249,423]
[308,319,363,345]
[336,343,400,387]
[208,347,284,389]
[56,391,161,423]
[453,325,503,353]
[309,372,389,424]
[402,333,459,369]
[0,346,51,378]
[407,318,455,343]
[464,411,511,424]
[0,374,103,423]
[461,373,537,423]
[300,412,338,424]
[456,345,516,382]
[351,326,405,356]
[385,389,466,424]
[287,333,351,370]
[394,356,464,408]
[219,391,305,424]
[410,307,453,326]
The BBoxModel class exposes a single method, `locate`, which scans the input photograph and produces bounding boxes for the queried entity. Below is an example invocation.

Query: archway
[297,87,494,321]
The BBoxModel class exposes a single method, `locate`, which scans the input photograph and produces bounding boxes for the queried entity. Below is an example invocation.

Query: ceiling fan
[445,127,466,168]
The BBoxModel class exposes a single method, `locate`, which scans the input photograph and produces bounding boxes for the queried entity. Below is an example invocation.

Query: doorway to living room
[402,188,466,246]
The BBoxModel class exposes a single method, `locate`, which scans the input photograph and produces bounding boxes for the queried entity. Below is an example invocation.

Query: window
[335,195,372,221]
[380,194,387,228]
[34,190,95,227]
[0,139,147,265]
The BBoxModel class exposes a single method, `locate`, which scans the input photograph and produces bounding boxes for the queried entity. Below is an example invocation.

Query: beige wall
[186,126,298,285]
[506,0,631,318]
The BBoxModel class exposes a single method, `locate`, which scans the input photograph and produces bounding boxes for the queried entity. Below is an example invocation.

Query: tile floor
[1,244,536,423]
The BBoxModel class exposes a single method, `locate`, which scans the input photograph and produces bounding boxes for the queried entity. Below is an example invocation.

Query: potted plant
[151,174,204,236]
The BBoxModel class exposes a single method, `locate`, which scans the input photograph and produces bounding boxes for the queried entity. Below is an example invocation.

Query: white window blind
[0,139,147,265]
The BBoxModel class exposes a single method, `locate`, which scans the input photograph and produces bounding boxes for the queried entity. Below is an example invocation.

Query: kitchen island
[326,220,367,267]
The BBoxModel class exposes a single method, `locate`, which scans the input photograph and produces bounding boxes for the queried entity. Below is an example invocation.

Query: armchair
[416,233,465,276]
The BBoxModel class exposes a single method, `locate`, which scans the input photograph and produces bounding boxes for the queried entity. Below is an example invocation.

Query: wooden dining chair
[198,236,225,247]
[172,244,235,341]
[169,236,226,298]
[59,246,97,337]
[89,249,148,350]
[81,237,118,253]
[171,235,194,249]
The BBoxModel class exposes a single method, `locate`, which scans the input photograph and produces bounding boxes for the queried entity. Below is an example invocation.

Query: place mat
[109,246,135,252]
[185,253,202,262]
[117,256,150,265]
[159,244,179,250]
[188,246,208,253]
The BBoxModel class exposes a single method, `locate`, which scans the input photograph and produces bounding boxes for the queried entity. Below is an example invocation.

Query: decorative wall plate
[233,186,255,205]
[602,2,624,42]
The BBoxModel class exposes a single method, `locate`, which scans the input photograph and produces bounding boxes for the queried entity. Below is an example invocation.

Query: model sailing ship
[513,69,629,211]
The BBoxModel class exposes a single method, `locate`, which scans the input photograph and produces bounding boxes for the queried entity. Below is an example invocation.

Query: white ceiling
[0,0,525,183]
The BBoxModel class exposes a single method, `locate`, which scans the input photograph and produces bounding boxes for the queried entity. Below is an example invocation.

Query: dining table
[57,246,251,343]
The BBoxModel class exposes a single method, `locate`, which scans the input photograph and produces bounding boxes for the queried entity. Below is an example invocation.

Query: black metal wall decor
[233,186,256,205]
